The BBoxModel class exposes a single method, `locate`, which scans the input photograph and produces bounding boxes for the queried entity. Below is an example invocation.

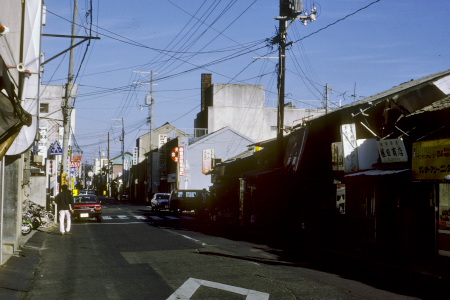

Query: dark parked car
[169,189,208,213]
[150,193,170,211]
[73,195,102,222]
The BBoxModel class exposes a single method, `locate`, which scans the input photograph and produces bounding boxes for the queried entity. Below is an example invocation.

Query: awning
[345,169,409,177]
[0,56,32,160]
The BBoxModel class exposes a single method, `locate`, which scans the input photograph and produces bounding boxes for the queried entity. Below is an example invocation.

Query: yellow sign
[412,138,450,180]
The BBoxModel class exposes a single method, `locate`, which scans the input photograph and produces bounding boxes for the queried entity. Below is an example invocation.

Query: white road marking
[167,278,270,300]
[134,216,147,220]
[102,216,112,219]
[180,235,207,246]
[165,216,180,220]
[180,216,195,220]
[149,216,163,220]
[117,215,128,219]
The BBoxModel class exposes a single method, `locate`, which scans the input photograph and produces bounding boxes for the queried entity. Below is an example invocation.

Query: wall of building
[187,127,254,190]
[29,175,47,207]
[195,76,325,142]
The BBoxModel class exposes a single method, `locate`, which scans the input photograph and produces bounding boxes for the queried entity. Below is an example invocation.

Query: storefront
[412,138,450,257]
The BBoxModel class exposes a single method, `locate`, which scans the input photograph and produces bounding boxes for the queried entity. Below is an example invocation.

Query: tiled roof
[407,95,450,116]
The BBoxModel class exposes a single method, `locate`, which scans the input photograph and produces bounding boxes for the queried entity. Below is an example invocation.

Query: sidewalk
[0,227,53,300]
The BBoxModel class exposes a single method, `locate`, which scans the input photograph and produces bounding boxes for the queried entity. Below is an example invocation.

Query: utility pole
[62,0,78,189]
[121,118,125,185]
[276,0,288,165]
[325,83,329,114]
[107,132,110,197]
[148,71,155,196]
[275,0,317,165]
[134,70,156,199]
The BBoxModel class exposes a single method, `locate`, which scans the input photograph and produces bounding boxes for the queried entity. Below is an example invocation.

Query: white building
[194,73,325,142]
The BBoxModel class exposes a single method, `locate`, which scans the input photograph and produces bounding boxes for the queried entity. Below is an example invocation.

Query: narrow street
[11,203,434,299]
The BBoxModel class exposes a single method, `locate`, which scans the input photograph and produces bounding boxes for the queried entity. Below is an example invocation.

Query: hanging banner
[284,126,308,173]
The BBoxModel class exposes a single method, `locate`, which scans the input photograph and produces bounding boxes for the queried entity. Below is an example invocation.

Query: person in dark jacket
[55,185,74,235]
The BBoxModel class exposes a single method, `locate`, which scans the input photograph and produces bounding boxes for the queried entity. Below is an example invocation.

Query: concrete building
[37,85,77,198]
[194,73,325,142]
[133,122,192,198]
[185,126,255,190]
[158,126,255,193]
[0,0,44,265]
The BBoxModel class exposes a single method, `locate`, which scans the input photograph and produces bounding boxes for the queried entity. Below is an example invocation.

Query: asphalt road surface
[23,203,426,299]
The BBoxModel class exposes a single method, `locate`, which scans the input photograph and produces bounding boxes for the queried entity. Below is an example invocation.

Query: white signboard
[133,147,138,165]
[202,149,214,174]
[377,139,408,163]
[158,134,167,148]
[340,123,359,172]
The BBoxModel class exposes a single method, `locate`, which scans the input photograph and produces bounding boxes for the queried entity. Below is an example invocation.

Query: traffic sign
[49,141,63,155]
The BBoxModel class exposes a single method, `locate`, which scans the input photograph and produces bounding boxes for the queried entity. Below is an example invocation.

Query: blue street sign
[50,141,63,155]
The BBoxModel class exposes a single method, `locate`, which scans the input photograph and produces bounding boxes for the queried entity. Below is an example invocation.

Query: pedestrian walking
[55,185,74,235]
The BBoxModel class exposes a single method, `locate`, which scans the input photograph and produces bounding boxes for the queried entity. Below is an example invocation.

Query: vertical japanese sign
[178,146,185,176]
[202,149,214,174]
[133,147,138,165]
[331,142,344,171]
[340,123,359,172]
[159,134,167,173]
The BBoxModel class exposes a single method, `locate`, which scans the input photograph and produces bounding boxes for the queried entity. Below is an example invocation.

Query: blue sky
[41,0,450,163]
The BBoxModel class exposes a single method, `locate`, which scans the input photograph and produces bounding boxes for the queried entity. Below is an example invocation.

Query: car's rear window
[175,191,199,198]
[156,194,169,199]
[74,197,98,204]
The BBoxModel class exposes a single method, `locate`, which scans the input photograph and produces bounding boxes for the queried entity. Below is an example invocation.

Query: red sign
[70,161,80,168]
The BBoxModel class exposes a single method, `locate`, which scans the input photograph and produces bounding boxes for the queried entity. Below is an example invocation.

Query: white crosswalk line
[101,215,196,221]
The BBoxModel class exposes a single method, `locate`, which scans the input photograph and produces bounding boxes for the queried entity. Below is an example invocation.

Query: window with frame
[40,103,49,113]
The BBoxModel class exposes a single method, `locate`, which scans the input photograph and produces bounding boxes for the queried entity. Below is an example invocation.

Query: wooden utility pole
[107,132,110,196]
[134,70,156,198]
[62,0,78,188]
[276,0,288,166]
[275,0,317,165]
[148,71,155,196]
[121,118,125,183]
